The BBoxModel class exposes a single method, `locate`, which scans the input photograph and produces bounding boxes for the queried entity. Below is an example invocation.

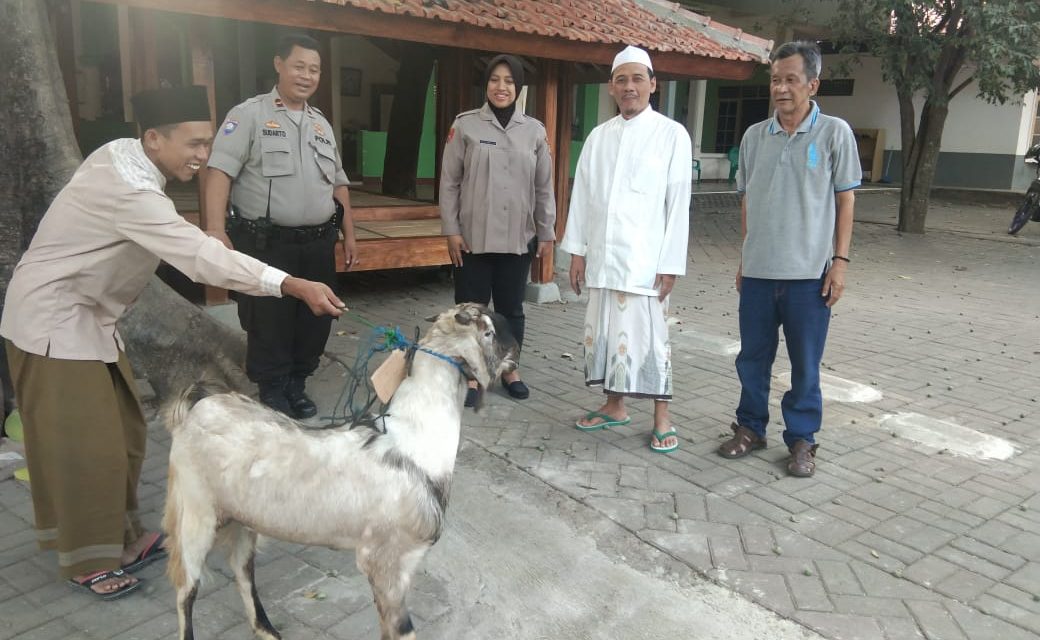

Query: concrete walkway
[0,189,1038,639]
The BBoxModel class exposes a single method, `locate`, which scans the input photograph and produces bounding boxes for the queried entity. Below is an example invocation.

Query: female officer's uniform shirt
[440,103,556,254]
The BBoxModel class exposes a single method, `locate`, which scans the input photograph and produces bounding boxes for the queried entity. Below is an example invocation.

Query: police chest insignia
[313,123,325,136]
[446,127,456,143]
[478,139,497,146]
[264,120,281,129]
[222,120,238,135]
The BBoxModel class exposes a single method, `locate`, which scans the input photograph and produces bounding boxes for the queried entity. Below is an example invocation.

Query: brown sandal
[787,440,819,477]
[717,422,766,459]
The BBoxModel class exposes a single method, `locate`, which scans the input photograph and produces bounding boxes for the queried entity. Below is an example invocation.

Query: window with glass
[710,85,769,153]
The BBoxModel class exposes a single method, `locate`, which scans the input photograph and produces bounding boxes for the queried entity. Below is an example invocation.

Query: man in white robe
[560,45,691,453]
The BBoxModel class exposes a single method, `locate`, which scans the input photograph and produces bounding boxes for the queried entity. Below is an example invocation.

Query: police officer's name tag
[371,350,407,403]
[478,139,497,146]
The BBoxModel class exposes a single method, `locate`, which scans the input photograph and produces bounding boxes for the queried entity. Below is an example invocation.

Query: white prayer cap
[611,45,653,74]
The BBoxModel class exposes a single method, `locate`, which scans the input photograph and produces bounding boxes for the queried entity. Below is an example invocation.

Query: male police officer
[204,33,357,418]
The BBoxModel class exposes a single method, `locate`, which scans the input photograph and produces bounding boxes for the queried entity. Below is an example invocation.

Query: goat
[161,303,518,640]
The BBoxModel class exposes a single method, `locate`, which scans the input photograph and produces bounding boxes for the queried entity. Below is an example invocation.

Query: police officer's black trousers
[453,240,535,360]
[230,230,338,385]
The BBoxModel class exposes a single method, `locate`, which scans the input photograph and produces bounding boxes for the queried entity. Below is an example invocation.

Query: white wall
[820,55,1031,155]
[1015,91,1038,155]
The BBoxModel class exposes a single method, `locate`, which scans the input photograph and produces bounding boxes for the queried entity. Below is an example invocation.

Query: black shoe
[502,376,529,400]
[285,377,317,419]
[464,387,479,408]
[258,379,292,416]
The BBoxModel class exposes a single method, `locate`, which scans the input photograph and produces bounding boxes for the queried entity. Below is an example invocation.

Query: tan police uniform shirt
[439,103,556,254]
[208,87,350,226]
[0,138,287,363]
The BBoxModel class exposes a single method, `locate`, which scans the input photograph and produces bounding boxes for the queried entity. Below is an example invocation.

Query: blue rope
[371,325,467,378]
[318,314,468,429]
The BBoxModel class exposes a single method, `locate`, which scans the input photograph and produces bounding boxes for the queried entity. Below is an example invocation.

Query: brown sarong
[5,341,146,578]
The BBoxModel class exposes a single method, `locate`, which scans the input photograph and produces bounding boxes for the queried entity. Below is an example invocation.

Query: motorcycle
[1008,142,1040,235]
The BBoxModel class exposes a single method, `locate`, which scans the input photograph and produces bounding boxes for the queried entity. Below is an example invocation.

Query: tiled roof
[321,0,772,63]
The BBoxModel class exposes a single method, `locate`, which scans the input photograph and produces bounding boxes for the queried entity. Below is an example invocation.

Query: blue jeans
[735,276,831,447]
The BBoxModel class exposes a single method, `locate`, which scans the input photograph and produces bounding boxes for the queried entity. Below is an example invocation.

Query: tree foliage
[835,0,1040,105]
[830,0,1040,232]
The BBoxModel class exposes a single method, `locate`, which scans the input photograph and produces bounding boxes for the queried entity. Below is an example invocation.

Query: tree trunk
[381,44,435,199]
[0,0,80,291]
[2,0,252,403]
[898,99,949,234]
[119,278,252,400]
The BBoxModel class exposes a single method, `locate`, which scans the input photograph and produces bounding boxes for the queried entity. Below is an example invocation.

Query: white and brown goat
[161,304,517,640]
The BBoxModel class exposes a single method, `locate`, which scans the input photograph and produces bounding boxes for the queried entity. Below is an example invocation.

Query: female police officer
[440,54,556,406]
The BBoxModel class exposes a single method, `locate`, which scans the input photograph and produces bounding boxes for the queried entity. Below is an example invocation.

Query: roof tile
[321,0,771,62]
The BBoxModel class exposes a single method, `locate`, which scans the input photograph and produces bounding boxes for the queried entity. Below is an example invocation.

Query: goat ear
[424,313,439,322]
[454,311,473,325]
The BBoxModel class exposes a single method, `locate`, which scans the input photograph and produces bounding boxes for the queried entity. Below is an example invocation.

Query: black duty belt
[228,213,337,246]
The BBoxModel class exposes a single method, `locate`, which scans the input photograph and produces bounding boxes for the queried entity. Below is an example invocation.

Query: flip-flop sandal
[122,532,167,573]
[650,429,679,453]
[575,411,632,432]
[68,569,142,600]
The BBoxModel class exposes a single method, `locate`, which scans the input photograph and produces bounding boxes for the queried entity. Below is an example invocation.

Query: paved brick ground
[0,189,1038,639]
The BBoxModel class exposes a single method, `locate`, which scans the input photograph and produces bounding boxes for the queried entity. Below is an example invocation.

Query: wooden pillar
[532,59,571,285]
[552,63,573,261]
[434,48,473,202]
[129,8,159,95]
[188,18,228,305]
[189,18,216,125]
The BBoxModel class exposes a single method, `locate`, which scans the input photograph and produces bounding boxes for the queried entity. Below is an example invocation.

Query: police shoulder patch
[222,119,239,135]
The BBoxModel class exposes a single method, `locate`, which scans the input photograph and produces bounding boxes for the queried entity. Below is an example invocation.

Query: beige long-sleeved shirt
[439,104,556,254]
[1,138,287,363]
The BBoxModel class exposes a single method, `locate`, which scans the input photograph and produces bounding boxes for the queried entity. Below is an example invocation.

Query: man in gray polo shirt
[717,41,860,477]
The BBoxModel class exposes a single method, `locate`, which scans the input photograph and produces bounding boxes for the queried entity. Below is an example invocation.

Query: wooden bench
[336,193,450,272]
[170,185,451,303]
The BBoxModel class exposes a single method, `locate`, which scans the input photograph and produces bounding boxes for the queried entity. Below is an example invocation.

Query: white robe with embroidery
[560,106,692,297]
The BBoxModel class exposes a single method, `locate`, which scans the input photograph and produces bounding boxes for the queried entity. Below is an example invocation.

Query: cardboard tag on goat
[371,350,407,403]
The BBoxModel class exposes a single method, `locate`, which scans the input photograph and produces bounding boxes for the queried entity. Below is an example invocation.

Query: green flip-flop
[575,411,632,432]
[650,429,679,453]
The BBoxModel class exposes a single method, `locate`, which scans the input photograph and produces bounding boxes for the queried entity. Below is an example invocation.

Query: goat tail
[163,379,232,433]
[162,465,186,588]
